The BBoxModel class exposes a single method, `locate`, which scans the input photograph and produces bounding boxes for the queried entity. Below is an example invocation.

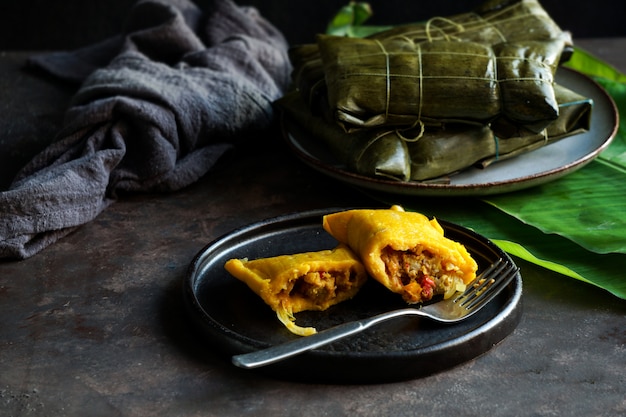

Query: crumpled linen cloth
[0,0,292,259]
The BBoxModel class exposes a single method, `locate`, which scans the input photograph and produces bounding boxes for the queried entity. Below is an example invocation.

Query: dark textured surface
[0,39,625,416]
[0,58,75,189]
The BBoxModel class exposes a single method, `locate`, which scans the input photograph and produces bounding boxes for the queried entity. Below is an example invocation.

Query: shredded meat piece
[381,245,454,303]
[290,270,356,303]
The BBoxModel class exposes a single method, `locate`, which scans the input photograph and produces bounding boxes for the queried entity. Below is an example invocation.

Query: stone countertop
[0,38,624,416]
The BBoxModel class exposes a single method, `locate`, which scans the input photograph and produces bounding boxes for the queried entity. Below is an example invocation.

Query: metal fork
[232,258,519,369]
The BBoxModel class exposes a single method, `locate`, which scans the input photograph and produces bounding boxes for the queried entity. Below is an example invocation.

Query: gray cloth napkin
[0,0,292,259]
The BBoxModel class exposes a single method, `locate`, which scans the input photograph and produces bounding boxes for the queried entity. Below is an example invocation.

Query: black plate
[184,208,523,383]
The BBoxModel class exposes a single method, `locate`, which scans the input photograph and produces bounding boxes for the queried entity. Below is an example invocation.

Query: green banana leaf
[324,2,626,299]
[325,1,388,37]
[326,2,375,36]
[565,47,626,83]
[591,77,626,166]
[485,49,626,255]
[484,160,626,255]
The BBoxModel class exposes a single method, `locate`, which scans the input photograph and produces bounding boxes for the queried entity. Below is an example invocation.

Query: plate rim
[184,208,524,382]
[282,67,619,197]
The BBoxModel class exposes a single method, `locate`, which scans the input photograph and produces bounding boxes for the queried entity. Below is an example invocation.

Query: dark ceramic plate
[184,208,523,383]
[282,68,618,196]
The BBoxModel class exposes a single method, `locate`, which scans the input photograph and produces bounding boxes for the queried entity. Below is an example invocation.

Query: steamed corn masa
[322,206,477,304]
[224,244,367,336]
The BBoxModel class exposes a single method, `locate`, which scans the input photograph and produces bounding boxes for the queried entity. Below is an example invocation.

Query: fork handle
[231,308,420,369]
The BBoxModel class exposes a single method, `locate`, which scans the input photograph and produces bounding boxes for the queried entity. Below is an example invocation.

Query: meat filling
[381,245,463,303]
[290,269,359,305]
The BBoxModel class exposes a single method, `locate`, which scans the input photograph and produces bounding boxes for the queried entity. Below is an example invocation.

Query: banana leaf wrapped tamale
[409,82,592,179]
[374,0,572,47]
[475,83,593,169]
[317,36,501,130]
[290,0,573,117]
[278,81,592,182]
[278,91,411,181]
[317,34,567,134]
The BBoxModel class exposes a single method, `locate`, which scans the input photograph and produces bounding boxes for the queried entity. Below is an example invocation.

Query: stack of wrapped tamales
[278,0,593,182]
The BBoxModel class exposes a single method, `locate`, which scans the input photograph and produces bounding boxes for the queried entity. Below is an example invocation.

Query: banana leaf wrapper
[318,36,501,130]
[278,82,591,183]
[375,0,572,47]
[277,91,412,181]
[322,205,477,304]
[317,34,566,134]
[493,39,564,133]
[224,244,368,336]
[287,43,327,114]
[410,83,593,180]
[290,0,572,114]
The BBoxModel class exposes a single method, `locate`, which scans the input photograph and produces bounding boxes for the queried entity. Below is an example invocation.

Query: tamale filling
[288,269,360,305]
[381,245,465,303]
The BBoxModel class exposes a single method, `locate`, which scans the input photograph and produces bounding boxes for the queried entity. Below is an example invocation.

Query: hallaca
[278,81,592,182]
[316,34,567,135]
[369,0,571,45]
[279,0,592,183]
[290,0,573,115]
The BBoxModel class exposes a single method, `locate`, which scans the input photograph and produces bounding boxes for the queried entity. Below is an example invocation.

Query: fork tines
[454,258,519,310]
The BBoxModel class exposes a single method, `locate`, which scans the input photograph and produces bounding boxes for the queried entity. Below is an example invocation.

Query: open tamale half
[224,244,368,336]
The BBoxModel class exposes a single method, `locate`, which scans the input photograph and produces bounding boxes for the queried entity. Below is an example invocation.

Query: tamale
[290,0,573,116]
[477,83,593,168]
[224,244,368,336]
[317,35,501,130]
[277,91,411,181]
[279,81,591,182]
[322,206,477,304]
[493,38,565,133]
[373,0,571,47]
[410,83,593,180]
[318,34,567,133]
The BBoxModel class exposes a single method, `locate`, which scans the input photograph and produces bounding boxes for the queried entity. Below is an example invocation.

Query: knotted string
[384,8,539,45]
[374,39,391,123]
[424,17,465,42]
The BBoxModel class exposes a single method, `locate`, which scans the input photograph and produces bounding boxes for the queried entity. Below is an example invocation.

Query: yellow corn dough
[322,205,477,303]
[224,244,367,336]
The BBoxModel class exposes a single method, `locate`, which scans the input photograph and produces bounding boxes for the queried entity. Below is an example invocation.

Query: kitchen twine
[363,41,555,137]
[385,7,546,45]
[394,46,426,144]
[371,36,504,145]
[424,17,467,42]
[374,38,426,143]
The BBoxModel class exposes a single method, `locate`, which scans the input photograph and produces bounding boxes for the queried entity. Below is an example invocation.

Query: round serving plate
[184,208,523,383]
